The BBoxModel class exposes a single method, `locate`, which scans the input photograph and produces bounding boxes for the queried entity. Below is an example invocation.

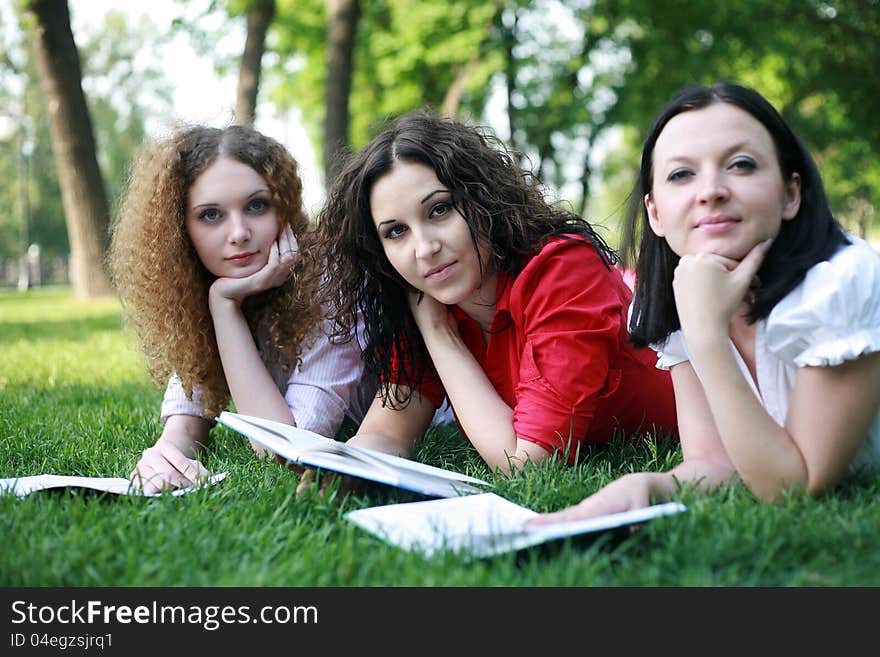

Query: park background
[1,0,878,587]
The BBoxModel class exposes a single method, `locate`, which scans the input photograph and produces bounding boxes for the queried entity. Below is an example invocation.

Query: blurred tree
[235,0,275,125]
[23,0,111,298]
[268,0,502,186]
[323,0,359,183]
[603,0,880,240]
[78,11,172,213]
[181,0,879,240]
[1,7,171,274]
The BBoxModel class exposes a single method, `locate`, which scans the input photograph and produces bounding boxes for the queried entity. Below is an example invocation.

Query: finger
[131,448,170,493]
[733,238,772,287]
[131,465,168,494]
[524,495,614,527]
[268,240,280,265]
[295,469,316,497]
[277,226,299,266]
[686,251,740,272]
[157,442,210,486]
[276,224,291,253]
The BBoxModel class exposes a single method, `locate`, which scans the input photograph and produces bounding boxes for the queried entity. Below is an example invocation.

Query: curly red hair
[108,125,323,418]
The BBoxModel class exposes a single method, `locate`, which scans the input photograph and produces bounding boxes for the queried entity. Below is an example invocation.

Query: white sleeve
[766,237,880,367]
[160,374,210,423]
[652,330,689,371]
[284,315,377,437]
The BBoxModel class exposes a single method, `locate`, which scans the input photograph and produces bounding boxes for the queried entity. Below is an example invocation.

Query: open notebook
[218,411,491,499]
[346,492,687,559]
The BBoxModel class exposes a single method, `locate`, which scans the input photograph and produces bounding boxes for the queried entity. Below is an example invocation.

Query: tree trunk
[503,9,519,152]
[235,0,276,126]
[26,0,112,299]
[441,57,480,119]
[323,0,360,186]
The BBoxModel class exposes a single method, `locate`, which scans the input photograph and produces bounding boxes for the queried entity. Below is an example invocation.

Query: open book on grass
[345,492,687,559]
[0,472,228,498]
[217,411,491,499]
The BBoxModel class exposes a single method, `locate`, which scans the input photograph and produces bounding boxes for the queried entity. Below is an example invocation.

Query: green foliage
[2,288,879,586]
[601,0,880,234]
[269,0,502,178]
[0,6,172,261]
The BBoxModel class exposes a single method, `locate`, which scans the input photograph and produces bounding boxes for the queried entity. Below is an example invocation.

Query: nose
[227,212,251,244]
[414,228,441,260]
[696,171,729,205]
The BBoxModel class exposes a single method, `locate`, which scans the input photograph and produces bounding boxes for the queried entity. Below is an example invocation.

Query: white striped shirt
[161,316,454,435]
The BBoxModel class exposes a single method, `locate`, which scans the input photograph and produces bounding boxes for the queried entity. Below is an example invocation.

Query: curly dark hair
[108,124,323,418]
[317,110,616,408]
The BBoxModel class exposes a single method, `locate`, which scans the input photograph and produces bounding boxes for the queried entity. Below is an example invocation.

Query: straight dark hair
[624,82,848,347]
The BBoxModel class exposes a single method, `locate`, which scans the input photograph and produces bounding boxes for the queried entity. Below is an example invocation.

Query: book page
[219,411,491,498]
[346,493,687,559]
[0,472,228,498]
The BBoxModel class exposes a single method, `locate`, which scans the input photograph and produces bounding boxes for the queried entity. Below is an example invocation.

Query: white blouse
[653,235,880,475]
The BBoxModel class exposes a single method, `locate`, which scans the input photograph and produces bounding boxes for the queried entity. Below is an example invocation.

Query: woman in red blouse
[317,111,676,475]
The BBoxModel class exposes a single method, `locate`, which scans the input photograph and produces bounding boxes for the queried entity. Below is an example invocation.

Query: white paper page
[217,412,331,457]
[220,411,491,497]
[346,493,687,558]
[0,472,228,498]
[526,502,688,542]
[346,493,538,557]
[345,444,491,486]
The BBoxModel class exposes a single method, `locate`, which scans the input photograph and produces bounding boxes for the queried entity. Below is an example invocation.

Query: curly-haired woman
[109,124,376,493]
[315,111,677,477]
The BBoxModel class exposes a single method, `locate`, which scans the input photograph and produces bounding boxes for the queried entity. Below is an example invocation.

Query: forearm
[689,337,808,499]
[346,432,414,458]
[421,325,536,474]
[157,414,212,457]
[209,293,296,425]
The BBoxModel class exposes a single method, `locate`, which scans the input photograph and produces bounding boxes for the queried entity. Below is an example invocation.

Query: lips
[226,251,257,263]
[695,214,739,228]
[425,262,455,280]
[695,214,740,234]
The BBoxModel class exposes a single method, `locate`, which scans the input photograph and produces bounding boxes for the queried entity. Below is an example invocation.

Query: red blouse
[396,236,677,460]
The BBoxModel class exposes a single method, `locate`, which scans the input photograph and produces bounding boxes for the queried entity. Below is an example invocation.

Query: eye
[429,201,451,218]
[382,223,407,240]
[246,197,270,213]
[667,168,693,183]
[198,208,221,222]
[729,156,757,172]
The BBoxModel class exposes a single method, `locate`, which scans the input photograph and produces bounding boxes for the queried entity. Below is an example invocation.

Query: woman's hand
[210,225,299,306]
[673,238,770,343]
[408,291,457,335]
[130,440,212,494]
[524,473,656,527]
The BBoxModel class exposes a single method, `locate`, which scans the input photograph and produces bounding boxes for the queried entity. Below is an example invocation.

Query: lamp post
[0,105,33,292]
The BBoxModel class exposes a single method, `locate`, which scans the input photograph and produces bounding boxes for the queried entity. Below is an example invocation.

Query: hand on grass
[524,473,655,527]
[130,441,212,494]
[294,467,365,500]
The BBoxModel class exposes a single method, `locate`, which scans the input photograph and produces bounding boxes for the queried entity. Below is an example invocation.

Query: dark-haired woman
[530,83,880,525]
[316,111,676,477]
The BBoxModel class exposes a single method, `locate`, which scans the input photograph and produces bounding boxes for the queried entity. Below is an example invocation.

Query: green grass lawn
[1,287,878,586]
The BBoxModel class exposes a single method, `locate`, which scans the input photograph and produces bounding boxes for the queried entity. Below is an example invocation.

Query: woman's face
[369,160,494,307]
[645,102,801,260]
[185,156,280,278]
